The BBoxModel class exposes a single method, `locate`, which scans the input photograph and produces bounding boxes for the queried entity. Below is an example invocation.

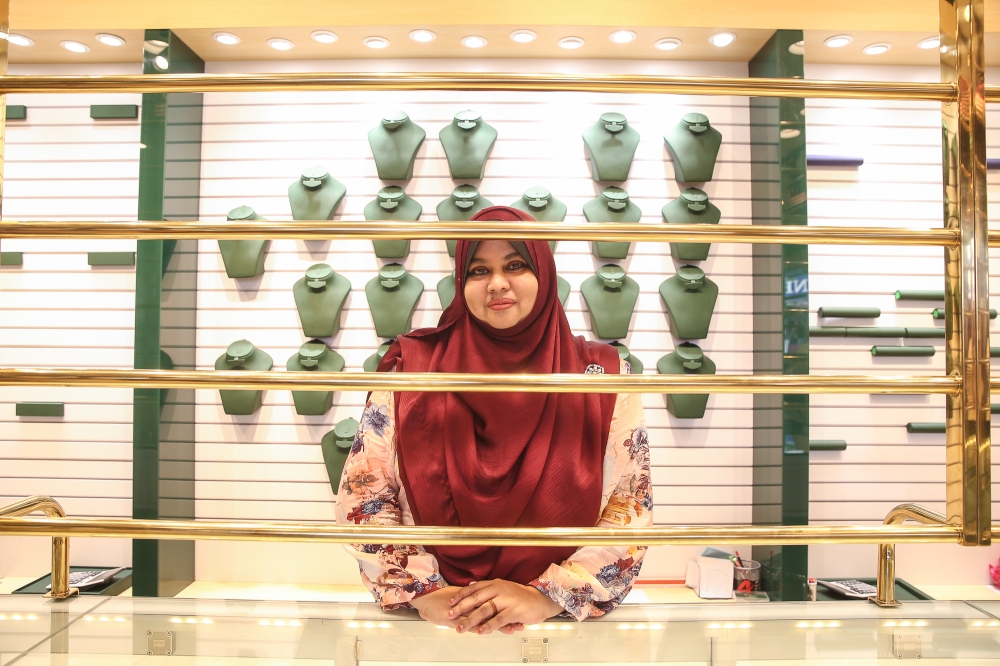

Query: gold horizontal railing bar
[988,229,1000,246]
[985,85,1000,102]
[0,516,964,546]
[0,72,958,101]
[0,368,961,395]
[0,220,960,247]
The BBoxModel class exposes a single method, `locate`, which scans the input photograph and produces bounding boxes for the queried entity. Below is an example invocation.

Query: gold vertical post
[0,0,8,225]
[941,0,991,546]
[873,544,900,607]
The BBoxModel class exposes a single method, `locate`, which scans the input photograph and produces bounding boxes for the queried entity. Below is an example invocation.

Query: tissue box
[685,556,735,599]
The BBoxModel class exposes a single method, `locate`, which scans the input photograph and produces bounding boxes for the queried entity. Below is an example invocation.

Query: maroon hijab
[377,206,620,585]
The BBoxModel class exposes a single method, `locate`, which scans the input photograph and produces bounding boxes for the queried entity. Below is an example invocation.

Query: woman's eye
[507,262,525,271]
[467,267,488,277]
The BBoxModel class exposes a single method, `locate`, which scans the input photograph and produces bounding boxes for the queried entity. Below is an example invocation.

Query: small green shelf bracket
[817,307,880,318]
[88,252,136,266]
[6,105,26,120]
[895,290,944,301]
[809,440,847,451]
[871,346,935,357]
[907,422,945,434]
[90,104,139,120]
[0,251,23,265]
[16,402,65,417]
[932,308,996,319]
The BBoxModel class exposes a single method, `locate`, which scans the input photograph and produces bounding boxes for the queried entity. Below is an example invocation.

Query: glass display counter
[3,595,1000,665]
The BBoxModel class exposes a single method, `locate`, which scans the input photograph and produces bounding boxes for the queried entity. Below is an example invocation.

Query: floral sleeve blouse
[334,357,651,621]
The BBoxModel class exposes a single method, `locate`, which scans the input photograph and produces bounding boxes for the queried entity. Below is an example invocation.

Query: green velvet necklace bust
[215,340,273,415]
[580,264,640,340]
[439,110,497,180]
[510,186,567,252]
[320,417,359,489]
[438,271,570,309]
[610,341,644,374]
[219,205,269,278]
[367,111,426,181]
[661,187,721,261]
[288,166,346,221]
[365,263,424,339]
[363,340,395,372]
[582,112,640,182]
[437,184,493,257]
[657,342,716,419]
[364,186,422,258]
[292,263,352,338]
[583,186,642,259]
[664,113,723,183]
[286,340,345,416]
[659,265,719,340]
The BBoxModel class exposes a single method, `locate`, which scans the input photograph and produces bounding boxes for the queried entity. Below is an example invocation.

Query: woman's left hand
[447,579,565,635]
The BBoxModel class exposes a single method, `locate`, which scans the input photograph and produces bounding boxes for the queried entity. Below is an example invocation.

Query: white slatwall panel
[0,63,140,575]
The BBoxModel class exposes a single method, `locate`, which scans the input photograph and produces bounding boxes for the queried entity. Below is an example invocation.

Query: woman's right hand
[409,586,465,627]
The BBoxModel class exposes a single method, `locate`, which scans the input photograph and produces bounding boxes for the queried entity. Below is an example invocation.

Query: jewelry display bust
[580,264,640,340]
[663,113,723,183]
[368,111,426,181]
[657,342,716,418]
[659,265,719,340]
[363,186,423,258]
[365,263,424,339]
[437,184,493,257]
[321,417,359,490]
[437,271,570,309]
[439,110,497,180]
[582,112,640,182]
[610,341,644,374]
[215,340,272,415]
[286,340,345,416]
[220,205,269,278]
[292,263,351,338]
[510,186,567,252]
[288,166,346,220]
[661,188,721,261]
[583,186,641,259]
[363,340,395,372]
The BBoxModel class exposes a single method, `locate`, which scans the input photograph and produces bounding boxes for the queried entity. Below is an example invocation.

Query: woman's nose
[488,271,510,292]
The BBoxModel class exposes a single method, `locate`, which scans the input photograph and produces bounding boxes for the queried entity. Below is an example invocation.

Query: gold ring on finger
[488,599,498,617]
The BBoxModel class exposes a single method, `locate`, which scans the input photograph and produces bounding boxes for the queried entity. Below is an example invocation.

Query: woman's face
[463,240,539,329]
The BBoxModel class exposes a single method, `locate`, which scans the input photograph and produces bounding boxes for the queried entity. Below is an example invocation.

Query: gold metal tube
[0,220,961,246]
[0,72,958,101]
[0,368,961,395]
[0,496,78,600]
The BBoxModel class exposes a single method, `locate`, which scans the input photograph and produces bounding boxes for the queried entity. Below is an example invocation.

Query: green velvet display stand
[364,340,395,372]
[659,265,719,340]
[657,343,716,418]
[368,111,426,180]
[292,263,351,338]
[437,184,493,257]
[818,306,880,318]
[365,264,424,339]
[288,167,346,220]
[662,188,721,261]
[215,340,272,415]
[439,110,497,179]
[582,112,640,182]
[219,206,269,278]
[286,340,344,416]
[438,271,570,309]
[364,186,422,258]
[664,113,723,183]
[510,186,567,252]
[321,418,359,491]
[610,341,644,374]
[580,265,639,340]
[583,186,641,259]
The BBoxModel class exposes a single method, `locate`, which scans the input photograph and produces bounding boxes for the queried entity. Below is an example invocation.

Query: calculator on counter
[817,579,877,599]
[46,567,126,590]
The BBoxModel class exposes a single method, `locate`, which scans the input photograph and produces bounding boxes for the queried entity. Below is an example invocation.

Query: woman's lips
[488,298,516,311]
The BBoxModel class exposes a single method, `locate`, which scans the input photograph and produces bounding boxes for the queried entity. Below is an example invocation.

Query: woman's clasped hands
[423,579,565,635]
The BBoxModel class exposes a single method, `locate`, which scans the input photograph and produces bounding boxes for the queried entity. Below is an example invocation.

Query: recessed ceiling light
[364,36,390,49]
[461,35,488,49]
[61,40,90,53]
[213,32,240,45]
[7,34,33,47]
[153,55,169,71]
[610,30,636,44]
[654,38,682,51]
[824,35,853,48]
[558,36,585,50]
[510,29,537,43]
[709,33,736,47]
[311,31,338,44]
[96,33,125,47]
[863,42,892,55]
[267,38,293,51]
[409,29,436,43]
[917,36,941,49]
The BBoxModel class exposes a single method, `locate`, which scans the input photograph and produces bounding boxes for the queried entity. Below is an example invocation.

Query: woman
[336,206,651,635]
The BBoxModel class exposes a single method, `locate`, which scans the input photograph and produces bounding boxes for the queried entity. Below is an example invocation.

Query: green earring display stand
[368,111,426,181]
[610,341,644,374]
[583,186,641,259]
[293,263,351,338]
[438,272,570,309]
[582,112,640,182]
[364,340,395,372]
[580,264,640,340]
[364,186,422,258]
[657,342,716,419]
[809,440,848,451]
[440,110,497,180]
[660,265,719,340]
[664,113,723,183]
[437,184,493,257]
[215,340,272,415]
[907,422,946,434]
[895,290,944,301]
[662,188,721,261]
[510,186,567,252]
[220,206,269,278]
[365,264,424,339]
[288,166,346,221]
[871,346,935,357]
[932,307,997,319]
[818,306,880,318]
[286,340,345,416]
[321,418,359,491]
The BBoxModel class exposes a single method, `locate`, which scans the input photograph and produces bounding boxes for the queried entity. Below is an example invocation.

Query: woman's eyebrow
[504,252,524,260]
